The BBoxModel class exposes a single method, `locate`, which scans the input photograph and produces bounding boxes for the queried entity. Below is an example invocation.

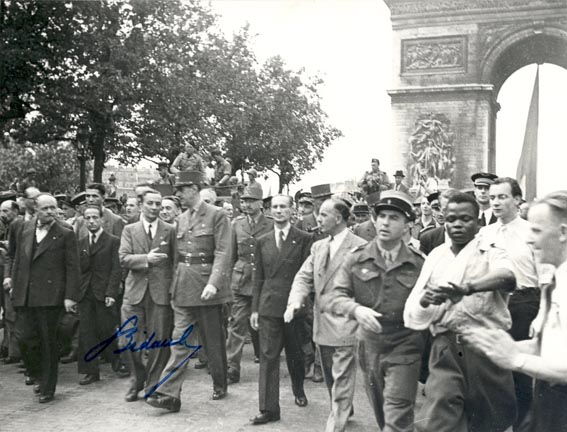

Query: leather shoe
[311,367,324,383]
[38,393,54,404]
[115,363,130,378]
[227,370,240,384]
[294,396,308,407]
[25,376,35,386]
[33,384,41,395]
[79,374,100,385]
[125,388,140,402]
[3,356,21,365]
[194,361,208,370]
[145,393,181,412]
[250,411,280,425]
[60,351,77,364]
[212,390,226,400]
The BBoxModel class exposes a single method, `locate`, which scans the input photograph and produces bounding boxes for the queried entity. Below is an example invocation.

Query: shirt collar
[36,219,55,230]
[142,217,158,231]
[89,227,104,240]
[275,223,291,238]
[376,240,403,262]
[330,227,349,245]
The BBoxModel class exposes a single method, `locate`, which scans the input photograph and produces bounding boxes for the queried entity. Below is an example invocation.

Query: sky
[210,0,567,197]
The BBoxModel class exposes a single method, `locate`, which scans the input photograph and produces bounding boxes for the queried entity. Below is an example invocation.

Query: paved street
[0,336,384,432]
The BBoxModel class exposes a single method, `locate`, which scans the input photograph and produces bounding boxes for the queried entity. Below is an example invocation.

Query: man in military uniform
[154,162,176,186]
[352,192,381,241]
[170,142,206,175]
[211,148,231,187]
[295,193,317,232]
[357,158,391,196]
[352,203,370,224]
[472,172,498,226]
[226,186,273,384]
[146,170,232,413]
[106,173,118,198]
[324,191,425,431]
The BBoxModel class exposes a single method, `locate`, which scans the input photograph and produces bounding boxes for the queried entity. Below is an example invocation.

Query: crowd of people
[1,154,566,432]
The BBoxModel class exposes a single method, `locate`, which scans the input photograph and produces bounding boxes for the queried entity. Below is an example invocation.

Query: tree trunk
[91,131,106,183]
[79,156,87,191]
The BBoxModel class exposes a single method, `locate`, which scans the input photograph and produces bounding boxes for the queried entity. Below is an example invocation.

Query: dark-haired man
[325,191,425,432]
[159,196,180,225]
[404,192,517,432]
[286,197,365,432]
[472,172,498,226]
[119,189,176,402]
[77,183,125,238]
[76,204,122,385]
[249,194,312,425]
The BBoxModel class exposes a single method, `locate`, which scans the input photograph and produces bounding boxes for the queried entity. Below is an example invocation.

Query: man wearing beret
[324,191,425,431]
[146,170,232,412]
[472,172,498,226]
[225,186,273,384]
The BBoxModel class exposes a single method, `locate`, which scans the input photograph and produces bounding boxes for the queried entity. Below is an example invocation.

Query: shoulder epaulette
[351,242,368,253]
[408,244,427,259]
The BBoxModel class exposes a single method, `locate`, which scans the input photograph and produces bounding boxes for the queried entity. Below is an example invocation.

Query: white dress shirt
[329,228,349,260]
[142,217,158,239]
[36,220,54,243]
[89,227,104,245]
[275,223,291,244]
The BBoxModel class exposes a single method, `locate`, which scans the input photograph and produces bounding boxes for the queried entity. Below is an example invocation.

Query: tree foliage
[0,0,341,191]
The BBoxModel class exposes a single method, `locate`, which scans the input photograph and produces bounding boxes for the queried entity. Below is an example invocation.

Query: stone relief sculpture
[408,113,455,193]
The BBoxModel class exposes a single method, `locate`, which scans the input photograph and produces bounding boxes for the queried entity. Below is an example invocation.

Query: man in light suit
[226,186,273,384]
[285,198,366,432]
[249,194,313,425]
[77,183,125,237]
[76,204,122,385]
[146,170,232,413]
[119,189,176,402]
[9,194,79,403]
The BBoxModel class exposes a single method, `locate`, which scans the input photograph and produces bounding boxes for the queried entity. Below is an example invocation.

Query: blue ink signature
[85,315,202,398]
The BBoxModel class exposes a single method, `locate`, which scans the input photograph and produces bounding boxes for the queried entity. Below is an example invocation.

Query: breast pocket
[193,228,214,251]
[351,267,381,307]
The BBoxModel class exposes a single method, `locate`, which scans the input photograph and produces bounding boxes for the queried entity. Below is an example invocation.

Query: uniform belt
[513,287,540,294]
[179,255,214,265]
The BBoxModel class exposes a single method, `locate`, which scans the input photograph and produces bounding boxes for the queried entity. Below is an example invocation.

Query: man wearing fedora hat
[392,170,409,194]
[146,170,232,412]
[226,185,273,384]
[325,191,425,431]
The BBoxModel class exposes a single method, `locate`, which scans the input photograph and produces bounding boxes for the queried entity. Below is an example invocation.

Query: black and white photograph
[1,0,567,431]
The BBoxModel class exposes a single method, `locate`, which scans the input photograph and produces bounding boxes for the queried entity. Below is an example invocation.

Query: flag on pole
[516,66,539,202]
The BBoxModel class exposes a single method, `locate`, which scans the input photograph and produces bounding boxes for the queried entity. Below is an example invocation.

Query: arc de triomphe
[383,0,567,190]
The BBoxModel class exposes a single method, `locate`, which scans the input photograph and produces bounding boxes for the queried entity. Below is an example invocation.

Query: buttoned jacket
[230,214,273,296]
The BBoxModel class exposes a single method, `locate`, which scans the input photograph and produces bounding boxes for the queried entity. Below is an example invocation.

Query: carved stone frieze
[388,0,566,16]
[402,36,466,73]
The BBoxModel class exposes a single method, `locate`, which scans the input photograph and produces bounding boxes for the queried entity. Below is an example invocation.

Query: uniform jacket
[119,218,176,306]
[419,226,445,256]
[78,230,121,302]
[295,213,317,232]
[230,214,273,296]
[76,208,125,238]
[289,230,366,346]
[325,240,425,354]
[11,219,80,307]
[170,201,232,307]
[352,219,376,242]
[252,225,312,317]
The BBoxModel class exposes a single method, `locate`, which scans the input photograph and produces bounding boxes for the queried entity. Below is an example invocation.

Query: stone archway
[383,0,567,190]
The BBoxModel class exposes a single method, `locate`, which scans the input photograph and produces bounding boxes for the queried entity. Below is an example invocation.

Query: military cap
[427,192,439,204]
[298,194,314,205]
[54,193,71,207]
[0,190,17,204]
[175,170,203,188]
[153,184,173,196]
[311,184,332,199]
[371,158,380,164]
[366,191,382,207]
[71,191,86,206]
[241,186,263,200]
[393,170,405,178]
[353,203,369,215]
[471,172,498,186]
[375,191,415,221]
[104,196,119,204]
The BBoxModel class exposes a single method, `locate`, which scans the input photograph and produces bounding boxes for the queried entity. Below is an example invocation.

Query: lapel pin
[362,268,368,274]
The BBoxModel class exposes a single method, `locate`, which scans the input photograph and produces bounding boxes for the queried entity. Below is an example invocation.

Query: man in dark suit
[9,194,79,403]
[146,170,233,413]
[77,183,125,238]
[76,204,122,385]
[392,170,410,194]
[472,172,498,226]
[119,189,176,402]
[226,186,273,384]
[249,194,312,425]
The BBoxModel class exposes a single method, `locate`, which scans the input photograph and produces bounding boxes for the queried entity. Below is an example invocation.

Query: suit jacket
[392,183,410,194]
[252,225,312,317]
[352,219,376,242]
[119,218,176,306]
[419,226,446,255]
[170,201,233,307]
[11,219,80,307]
[78,231,121,302]
[289,230,366,346]
[76,208,125,238]
[230,214,273,296]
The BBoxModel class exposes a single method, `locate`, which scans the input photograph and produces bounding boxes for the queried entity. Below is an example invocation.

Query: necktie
[383,249,393,267]
[91,233,96,246]
[480,212,487,227]
[249,217,255,231]
[277,230,284,251]
[324,236,334,268]
[148,224,153,241]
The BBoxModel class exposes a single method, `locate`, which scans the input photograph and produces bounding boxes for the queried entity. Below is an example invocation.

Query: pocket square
[160,241,168,246]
